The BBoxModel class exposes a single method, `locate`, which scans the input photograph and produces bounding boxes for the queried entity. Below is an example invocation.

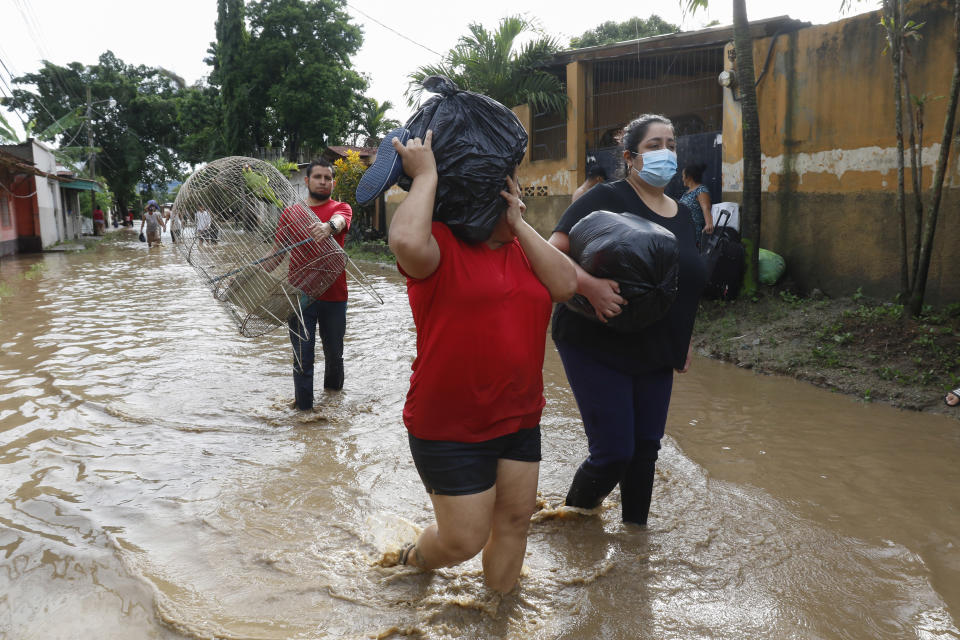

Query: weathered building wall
[723,0,959,303]
[0,165,18,256]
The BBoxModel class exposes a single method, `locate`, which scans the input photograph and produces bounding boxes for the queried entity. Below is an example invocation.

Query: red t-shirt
[274,199,352,301]
[92,209,104,221]
[400,222,553,442]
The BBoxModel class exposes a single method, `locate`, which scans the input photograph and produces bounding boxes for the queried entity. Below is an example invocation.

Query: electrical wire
[345,2,443,57]
[0,180,38,199]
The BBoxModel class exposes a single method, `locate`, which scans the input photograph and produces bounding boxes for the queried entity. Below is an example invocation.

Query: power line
[345,3,444,57]
[11,0,86,108]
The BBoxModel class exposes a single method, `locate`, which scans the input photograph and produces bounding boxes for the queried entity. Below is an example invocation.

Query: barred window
[0,196,10,228]
[531,110,567,162]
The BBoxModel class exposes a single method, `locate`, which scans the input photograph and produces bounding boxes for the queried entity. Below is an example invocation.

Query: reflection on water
[1,232,958,639]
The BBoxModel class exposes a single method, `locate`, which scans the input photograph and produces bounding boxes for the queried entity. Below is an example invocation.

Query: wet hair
[587,165,607,180]
[306,158,335,179]
[683,162,706,184]
[620,114,674,155]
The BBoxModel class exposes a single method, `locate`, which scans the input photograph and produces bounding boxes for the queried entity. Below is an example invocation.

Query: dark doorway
[666,131,722,203]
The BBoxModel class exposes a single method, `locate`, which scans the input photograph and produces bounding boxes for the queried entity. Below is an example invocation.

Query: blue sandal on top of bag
[355,127,410,206]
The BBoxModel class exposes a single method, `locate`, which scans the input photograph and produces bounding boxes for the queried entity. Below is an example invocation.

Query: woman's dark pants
[556,341,673,525]
[288,299,347,410]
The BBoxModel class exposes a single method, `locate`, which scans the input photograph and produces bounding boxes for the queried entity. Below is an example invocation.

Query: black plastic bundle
[566,210,679,332]
[398,76,528,243]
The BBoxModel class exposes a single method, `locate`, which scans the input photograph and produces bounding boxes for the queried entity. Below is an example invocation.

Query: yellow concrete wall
[722,0,960,304]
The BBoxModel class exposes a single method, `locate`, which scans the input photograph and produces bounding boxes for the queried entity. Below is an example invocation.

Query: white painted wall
[722,142,952,193]
[28,140,69,247]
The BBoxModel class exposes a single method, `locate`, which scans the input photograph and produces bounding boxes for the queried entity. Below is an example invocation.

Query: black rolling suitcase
[701,209,745,301]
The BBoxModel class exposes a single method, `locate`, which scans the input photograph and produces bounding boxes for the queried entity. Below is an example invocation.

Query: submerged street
[1,231,959,640]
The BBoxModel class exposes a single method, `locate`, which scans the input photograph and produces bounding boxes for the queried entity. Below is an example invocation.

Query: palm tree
[683,0,762,296]
[406,15,567,115]
[352,98,400,147]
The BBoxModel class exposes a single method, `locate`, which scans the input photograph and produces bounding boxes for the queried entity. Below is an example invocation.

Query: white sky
[0,0,878,141]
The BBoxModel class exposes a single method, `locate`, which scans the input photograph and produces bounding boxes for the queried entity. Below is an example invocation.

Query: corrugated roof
[0,148,65,180]
[555,15,809,64]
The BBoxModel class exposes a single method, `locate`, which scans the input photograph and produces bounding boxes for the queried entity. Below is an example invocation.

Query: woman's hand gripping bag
[397,75,528,243]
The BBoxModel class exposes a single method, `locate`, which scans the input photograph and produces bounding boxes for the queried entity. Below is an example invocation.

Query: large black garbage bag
[398,76,528,243]
[566,211,679,332]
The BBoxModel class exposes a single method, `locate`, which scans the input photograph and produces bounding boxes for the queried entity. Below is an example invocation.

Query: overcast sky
[0,0,878,140]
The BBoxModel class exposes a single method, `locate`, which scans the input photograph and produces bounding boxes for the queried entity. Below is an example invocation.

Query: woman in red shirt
[388,130,576,592]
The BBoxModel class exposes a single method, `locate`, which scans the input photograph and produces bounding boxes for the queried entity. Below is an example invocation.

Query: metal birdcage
[172,156,348,338]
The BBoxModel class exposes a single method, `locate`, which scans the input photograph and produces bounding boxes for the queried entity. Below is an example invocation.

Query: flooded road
[2,230,959,639]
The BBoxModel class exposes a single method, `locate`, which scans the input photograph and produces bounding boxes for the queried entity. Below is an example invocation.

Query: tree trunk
[908,0,960,316]
[285,132,301,163]
[887,0,909,298]
[733,0,761,296]
[903,69,924,292]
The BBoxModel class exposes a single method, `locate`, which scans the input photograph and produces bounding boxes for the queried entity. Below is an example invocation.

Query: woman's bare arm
[387,131,441,279]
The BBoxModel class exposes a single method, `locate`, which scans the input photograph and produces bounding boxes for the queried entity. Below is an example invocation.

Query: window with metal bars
[0,196,10,228]
[531,109,567,162]
[588,47,725,149]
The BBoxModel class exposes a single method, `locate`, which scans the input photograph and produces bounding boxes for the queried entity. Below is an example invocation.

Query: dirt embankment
[692,288,960,418]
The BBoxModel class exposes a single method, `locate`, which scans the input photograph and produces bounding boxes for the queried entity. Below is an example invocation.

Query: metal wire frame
[172,156,348,339]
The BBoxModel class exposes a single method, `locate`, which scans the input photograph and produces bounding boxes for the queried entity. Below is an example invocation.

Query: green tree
[209,0,252,155]
[0,108,86,169]
[4,52,184,213]
[244,0,366,160]
[684,0,761,295]
[350,97,400,147]
[906,0,960,315]
[407,15,567,114]
[569,15,680,49]
[177,81,228,165]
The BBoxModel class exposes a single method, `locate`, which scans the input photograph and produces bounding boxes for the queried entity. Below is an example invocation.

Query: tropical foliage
[569,15,680,49]
[407,15,567,114]
[350,98,400,147]
[4,53,184,213]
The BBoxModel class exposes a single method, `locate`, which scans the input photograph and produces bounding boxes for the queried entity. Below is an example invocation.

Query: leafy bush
[332,150,366,214]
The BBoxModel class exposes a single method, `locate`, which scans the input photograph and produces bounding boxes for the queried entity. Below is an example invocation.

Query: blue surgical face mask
[633,148,677,188]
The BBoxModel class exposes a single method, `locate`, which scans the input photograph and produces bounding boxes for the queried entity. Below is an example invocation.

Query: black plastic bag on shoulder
[566,210,679,332]
[397,76,528,243]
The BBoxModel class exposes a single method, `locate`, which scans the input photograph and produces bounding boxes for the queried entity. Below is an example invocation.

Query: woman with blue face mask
[548,114,708,527]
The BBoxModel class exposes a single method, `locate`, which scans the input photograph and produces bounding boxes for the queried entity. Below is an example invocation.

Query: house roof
[555,15,809,64]
[0,148,64,180]
[60,178,103,193]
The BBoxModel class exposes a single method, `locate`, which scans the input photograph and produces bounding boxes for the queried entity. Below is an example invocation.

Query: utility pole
[86,85,97,228]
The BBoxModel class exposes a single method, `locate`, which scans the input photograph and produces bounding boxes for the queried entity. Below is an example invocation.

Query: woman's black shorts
[407,426,541,496]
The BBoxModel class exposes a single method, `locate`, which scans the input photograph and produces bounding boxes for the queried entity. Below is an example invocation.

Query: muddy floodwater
[2,231,959,640]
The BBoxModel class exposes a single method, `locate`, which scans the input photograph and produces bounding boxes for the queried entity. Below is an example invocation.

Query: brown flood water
[1,230,959,640]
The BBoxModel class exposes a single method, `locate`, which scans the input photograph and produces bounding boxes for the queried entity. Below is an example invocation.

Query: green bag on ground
[759,248,786,285]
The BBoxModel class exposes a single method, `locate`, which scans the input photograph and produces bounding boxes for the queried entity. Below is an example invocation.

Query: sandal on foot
[945,387,960,407]
[355,127,410,205]
[399,542,417,566]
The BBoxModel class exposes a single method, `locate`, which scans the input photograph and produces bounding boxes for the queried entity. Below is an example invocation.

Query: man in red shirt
[265,159,352,410]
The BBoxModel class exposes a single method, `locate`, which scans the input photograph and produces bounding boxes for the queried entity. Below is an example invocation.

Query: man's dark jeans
[288,299,347,410]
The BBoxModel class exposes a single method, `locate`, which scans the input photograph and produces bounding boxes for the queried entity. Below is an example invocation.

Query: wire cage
[172,156,347,338]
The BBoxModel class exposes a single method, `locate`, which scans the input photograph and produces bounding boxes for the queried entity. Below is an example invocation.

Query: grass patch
[692,287,960,412]
[346,241,395,264]
[23,263,46,280]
